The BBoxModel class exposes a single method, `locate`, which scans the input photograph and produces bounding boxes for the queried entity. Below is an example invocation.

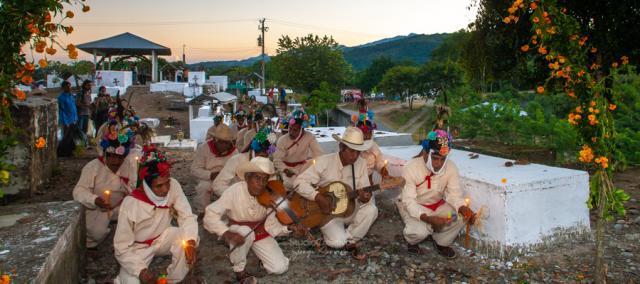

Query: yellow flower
[578,145,594,163]
[501,178,507,184]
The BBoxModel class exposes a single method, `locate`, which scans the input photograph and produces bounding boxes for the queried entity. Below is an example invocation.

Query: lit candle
[465,197,470,207]
[104,190,111,218]
[384,160,388,167]
[312,159,316,166]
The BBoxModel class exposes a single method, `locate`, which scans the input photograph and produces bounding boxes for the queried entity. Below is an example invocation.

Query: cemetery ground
[7,88,640,283]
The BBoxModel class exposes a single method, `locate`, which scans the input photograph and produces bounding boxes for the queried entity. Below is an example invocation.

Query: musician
[113,147,198,283]
[294,127,376,257]
[397,129,474,258]
[73,129,137,249]
[191,124,237,215]
[355,117,389,184]
[212,128,277,195]
[204,157,304,283]
[273,110,324,190]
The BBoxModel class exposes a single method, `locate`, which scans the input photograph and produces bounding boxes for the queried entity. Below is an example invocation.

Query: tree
[271,34,352,94]
[418,60,465,105]
[378,66,420,110]
[301,81,341,126]
[355,56,396,94]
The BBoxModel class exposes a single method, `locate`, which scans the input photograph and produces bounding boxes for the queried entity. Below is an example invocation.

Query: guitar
[292,176,405,229]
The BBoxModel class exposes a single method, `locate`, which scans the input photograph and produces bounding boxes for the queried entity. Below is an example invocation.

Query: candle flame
[182,240,187,248]
[312,159,316,165]
[104,190,110,195]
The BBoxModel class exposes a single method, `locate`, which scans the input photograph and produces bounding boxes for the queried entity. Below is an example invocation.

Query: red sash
[416,174,433,189]
[135,235,161,246]
[421,199,445,211]
[207,140,236,157]
[229,219,270,242]
[286,131,305,151]
[283,160,306,168]
[130,188,170,209]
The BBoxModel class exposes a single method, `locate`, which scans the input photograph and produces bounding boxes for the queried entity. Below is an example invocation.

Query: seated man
[397,129,474,258]
[294,127,377,256]
[114,147,199,283]
[205,115,225,140]
[229,110,247,136]
[235,113,255,150]
[73,128,137,249]
[273,110,324,190]
[204,157,304,283]
[241,112,264,152]
[212,128,277,196]
[355,118,389,184]
[191,124,237,215]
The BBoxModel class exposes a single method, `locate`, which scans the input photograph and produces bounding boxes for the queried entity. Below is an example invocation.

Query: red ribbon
[421,199,445,211]
[207,140,236,157]
[416,174,433,189]
[229,219,270,242]
[135,234,161,246]
[129,188,170,209]
[283,160,306,168]
[286,131,305,151]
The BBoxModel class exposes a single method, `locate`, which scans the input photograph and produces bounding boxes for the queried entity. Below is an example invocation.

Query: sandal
[345,242,366,260]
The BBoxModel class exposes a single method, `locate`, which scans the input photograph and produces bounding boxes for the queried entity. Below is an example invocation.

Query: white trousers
[228,225,289,274]
[114,227,190,284]
[85,206,119,248]
[194,180,213,214]
[321,201,378,248]
[396,199,465,246]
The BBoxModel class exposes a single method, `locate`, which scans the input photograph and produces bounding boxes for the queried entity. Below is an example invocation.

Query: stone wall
[5,96,58,196]
[0,201,85,283]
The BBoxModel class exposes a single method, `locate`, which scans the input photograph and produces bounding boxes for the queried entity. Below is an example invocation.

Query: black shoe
[432,242,457,259]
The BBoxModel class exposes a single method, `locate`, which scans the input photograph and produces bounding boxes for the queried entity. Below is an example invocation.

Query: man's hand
[314,193,333,214]
[283,169,295,178]
[184,239,197,265]
[138,268,155,284]
[458,206,476,224]
[288,223,307,239]
[94,196,110,209]
[209,172,219,181]
[420,214,449,232]
[380,167,390,178]
[222,231,245,247]
[357,189,372,203]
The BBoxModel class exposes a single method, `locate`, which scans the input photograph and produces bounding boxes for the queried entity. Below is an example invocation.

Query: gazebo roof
[77,32,171,56]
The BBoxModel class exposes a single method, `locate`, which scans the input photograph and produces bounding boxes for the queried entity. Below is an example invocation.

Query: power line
[72,19,255,27]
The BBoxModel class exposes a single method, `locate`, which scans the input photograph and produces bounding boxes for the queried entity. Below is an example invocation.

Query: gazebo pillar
[151,50,158,82]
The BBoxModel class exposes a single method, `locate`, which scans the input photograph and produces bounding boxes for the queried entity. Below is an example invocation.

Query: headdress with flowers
[137,146,171,187]
[250,128,278,154]
[284,110,309,129]
[421,129,453,156]
[100,122,135,157]
[352,110,376,133]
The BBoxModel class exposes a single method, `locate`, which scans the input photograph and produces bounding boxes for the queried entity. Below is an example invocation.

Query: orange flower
[568,91,576,98]
[22,75,33,85]
[577,70,585,77]
[46,47,57,55]
[558,56,566,64]
[579,36,588,46]
[591,137,598,143]
[594,157,609,169]
[578,145,594,163]
[536,86,544,94]
[543,11,549,18]
[590,101,596,107]
[508,7,518,14]
[590,47,597,53]
[530,2,537,10]
[520,44,530,52]
[535,28,542,35]
[64,26,74,34]
[533,17,540,23]
[0,274,10,284]
[35,137,46,149]
[590,63,600,70]
[503,17,512,24]
[38,59,48,68]
[588,114,598,125]
[621,56,629,65]
[568,113,578,125]
[538,46,547,55]
[44,12,51,22]
[69,49,79,59]
[15,70,24,79]
[66,11,75,18]
[611,62,619,68]
[609,104,617,111]
[67,43,76,51]
[45,23,56,31]
[13,88,26,100]
[501,178,507,184]
[532,39,538,45]
[82,5,91,12]
[549,61,560,70]
[24,62,35,72]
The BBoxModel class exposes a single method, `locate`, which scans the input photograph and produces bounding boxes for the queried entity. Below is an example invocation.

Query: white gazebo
[77,32,171,82]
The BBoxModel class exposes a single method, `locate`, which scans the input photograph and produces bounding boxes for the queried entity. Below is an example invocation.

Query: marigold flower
[24,62,35,72]
[568,92,576,98]
[590,47,597,53]
[591,137,598,143]
[22,75,33,85]
[46,47,57,55]
[36,137,46,149]
[65,26,74,34]
[611,62,619,68]
[69,50,79,59]
[609,104,617,111]
[590,101,596,107]
[621,56,629,65]
[577,70,585,77]
[588,107,594,113]
[558,56,566,64]
[45,23,56,31]
[82,5,91,12]
[38,59,48,68]
[13,88,26,100]
[579,36,588,46]
[508,7,518,14]
[44,12,51,22]
[538,46,547,55]
[533,17,540,23]
[67,43,76,51]
[530,2,537,10]
[503,17,512,24]
[536,86,544,94]
[535,28,542,35]
[549,61,560,70]
[520,44,530,52]
[579,145,594,163]
[66,11,74,18]
[568,113,578,125]
[588,114,598,125]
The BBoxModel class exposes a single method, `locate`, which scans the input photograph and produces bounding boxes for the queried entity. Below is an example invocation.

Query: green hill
[342,33,450,70]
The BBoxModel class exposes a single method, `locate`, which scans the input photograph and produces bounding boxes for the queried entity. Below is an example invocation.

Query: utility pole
[182,44,186,63]
[258,18,268,96]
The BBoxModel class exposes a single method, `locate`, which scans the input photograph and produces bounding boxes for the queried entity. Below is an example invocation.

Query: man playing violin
[397,129,475,258]
[293,127,377,258]
[203,157,305,284]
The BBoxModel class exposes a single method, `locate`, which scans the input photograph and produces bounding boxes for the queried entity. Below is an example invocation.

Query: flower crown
[101,123,135,156]
[250,128,278,154]
[286,110,309,127]
[421,129,453,156]
[138,146,171,184]
[352,110,376,133]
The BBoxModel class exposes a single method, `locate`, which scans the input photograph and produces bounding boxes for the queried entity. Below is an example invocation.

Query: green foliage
[417,60,465,103]
[355,56,396,93]
[378,66,420,100]
[271,34,352,94]
[301,82,341,115]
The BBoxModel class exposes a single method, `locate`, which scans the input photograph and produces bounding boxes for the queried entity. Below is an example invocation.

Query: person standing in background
[58,81,78,137]
[76,80,93,139]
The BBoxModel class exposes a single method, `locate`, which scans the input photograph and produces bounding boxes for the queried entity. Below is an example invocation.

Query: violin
[256,180,305,226]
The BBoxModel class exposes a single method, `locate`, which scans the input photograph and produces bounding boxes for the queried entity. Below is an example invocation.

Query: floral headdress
[421,129,453,156]
[250,128,278,154]
[137,146,171,186]
[100,122,135,156]
[352,110,376,133]
[284,110,309,129]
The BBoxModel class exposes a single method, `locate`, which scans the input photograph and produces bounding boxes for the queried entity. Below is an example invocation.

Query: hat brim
[236,161,275,180]
[332,133,373,152]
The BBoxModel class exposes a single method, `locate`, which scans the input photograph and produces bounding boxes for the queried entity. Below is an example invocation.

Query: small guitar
[292,176,405,228]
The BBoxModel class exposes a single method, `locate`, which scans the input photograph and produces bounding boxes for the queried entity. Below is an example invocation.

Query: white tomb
[379,145,590,257]
[310,127,414,153]
[46,75,82,88]
[95,71,132,89]
[150,81,188,93]
[165,139,197,151]
[207,76,228,91]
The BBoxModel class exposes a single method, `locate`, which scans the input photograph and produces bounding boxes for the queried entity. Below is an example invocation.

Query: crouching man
[114,147,199,283]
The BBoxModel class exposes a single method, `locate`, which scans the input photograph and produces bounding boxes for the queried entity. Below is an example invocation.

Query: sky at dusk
[51,0,478,63]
